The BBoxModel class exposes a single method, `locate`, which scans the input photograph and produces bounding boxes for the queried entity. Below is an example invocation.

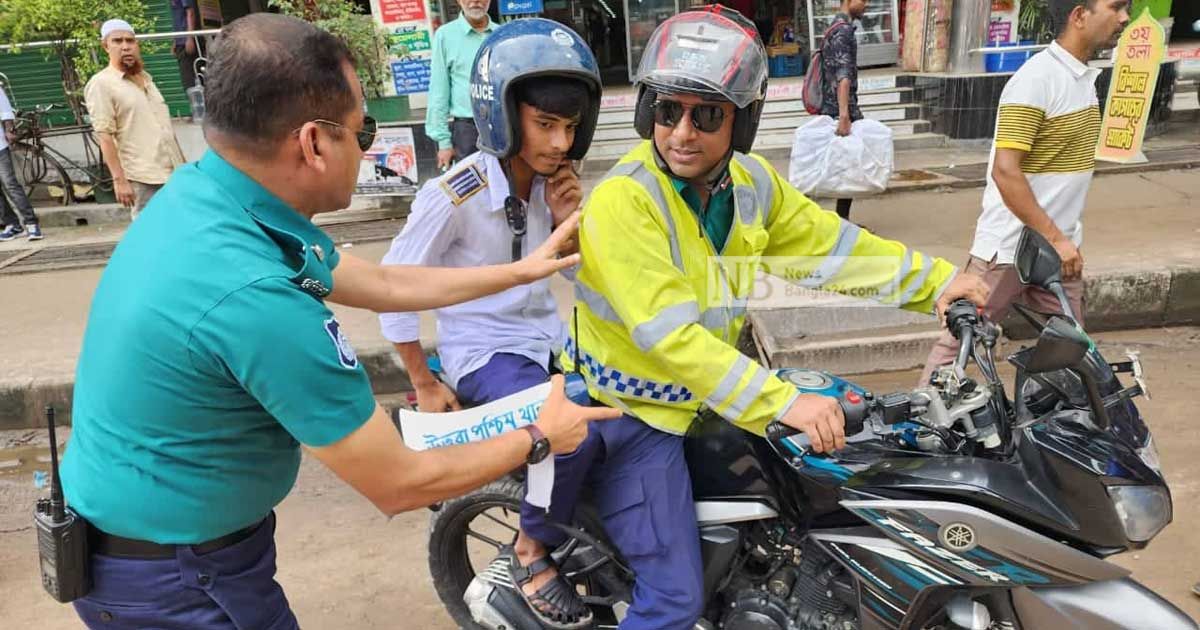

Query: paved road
[1,326,1197,629]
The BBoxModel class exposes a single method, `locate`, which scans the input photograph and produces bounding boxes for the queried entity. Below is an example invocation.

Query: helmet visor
[634,10,768,109]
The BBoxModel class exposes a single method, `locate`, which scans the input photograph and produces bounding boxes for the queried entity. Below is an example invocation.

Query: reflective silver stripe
[705,354,753,409]
[930,267,960,314]
[897,251,937,306]
[700,306,727,330]
[632,301,699,351]
[732,153,773,224]
[624,167,685,271]
[734,185,757,226]
[576,281,621,323]
[727,363,769,418]
[797,221,861,288]
[605,160,641,180]
[774,389,802,423]
[729,298,748,321]
[881,249,914,304]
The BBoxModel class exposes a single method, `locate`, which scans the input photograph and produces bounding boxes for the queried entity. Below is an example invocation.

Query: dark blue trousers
[73,513,298,629]
[455,352,552,405]
[460,353,704,629]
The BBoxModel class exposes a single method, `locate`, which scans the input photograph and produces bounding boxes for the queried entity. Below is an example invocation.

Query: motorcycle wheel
[427,478,619,629]
[428,478,524,629]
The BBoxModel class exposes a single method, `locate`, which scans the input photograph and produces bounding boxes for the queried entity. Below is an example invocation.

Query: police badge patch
[324,317,359,369]
[440,162,488,206]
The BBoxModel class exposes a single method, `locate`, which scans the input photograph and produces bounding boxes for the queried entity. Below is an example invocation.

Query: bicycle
[9,104,112,206]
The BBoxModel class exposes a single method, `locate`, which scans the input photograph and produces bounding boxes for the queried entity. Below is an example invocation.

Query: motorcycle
[427,227,1196,630]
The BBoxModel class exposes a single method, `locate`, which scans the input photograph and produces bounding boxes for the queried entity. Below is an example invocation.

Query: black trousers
[450,118,479,161]
[836,198,852,220]
[175,46,201,90]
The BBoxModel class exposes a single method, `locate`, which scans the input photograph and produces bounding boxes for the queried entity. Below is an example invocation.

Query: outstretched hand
[513,212,582,283]
[535,375,622,454]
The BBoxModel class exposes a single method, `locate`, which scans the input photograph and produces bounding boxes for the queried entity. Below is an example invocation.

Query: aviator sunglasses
[307,115,379,151]
[652,99,727,133]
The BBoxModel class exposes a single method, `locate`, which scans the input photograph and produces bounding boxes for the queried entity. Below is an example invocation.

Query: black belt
[90,516,267,559]
[452,117,474,123]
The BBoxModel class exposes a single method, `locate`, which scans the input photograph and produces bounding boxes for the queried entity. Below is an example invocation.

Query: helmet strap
[501,159,528,263]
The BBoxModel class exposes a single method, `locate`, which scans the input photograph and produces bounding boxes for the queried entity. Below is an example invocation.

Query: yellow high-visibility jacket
[564,141,957,436]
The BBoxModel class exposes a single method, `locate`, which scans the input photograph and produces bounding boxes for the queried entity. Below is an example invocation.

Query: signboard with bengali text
[1096,9,1165,163]
[370,0,436,97]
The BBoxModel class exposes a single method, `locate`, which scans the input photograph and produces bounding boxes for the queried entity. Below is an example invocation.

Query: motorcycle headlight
[1138,436,1163,474]
[1108,485,1172,542]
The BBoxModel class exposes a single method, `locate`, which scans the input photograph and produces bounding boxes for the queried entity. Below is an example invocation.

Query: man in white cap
[84,19,186,219]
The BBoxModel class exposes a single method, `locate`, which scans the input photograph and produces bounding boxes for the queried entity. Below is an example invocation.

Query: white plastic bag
[788,116,894,198]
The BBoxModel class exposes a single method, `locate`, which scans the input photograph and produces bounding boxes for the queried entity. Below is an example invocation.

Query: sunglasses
[309,115,378,151]
[652,100,727,133]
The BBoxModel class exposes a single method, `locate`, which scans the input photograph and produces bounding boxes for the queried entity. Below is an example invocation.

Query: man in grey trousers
[0,85,43,241]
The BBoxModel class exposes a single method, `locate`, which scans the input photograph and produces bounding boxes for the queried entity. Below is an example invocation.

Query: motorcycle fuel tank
[685,370,869,508]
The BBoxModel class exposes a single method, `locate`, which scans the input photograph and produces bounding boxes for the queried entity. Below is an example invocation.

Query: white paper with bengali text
[397,382,554,508]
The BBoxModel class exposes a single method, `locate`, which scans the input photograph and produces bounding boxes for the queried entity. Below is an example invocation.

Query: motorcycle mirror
[1025,316,1090,374]
[1015,227,1063,289]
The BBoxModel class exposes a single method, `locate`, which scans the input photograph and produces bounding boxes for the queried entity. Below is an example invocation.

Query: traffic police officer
[381,19,601,415]
[515,7,991,629]
[381,22,605,628]
[57,14,617,629]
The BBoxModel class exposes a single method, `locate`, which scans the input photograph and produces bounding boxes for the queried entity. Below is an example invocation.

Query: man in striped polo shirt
[921,0,1130,383]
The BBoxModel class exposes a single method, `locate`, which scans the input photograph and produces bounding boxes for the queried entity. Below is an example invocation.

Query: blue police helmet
[470,19,601,161]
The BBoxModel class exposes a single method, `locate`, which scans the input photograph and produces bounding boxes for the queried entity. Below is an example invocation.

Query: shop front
[428,0,799,84]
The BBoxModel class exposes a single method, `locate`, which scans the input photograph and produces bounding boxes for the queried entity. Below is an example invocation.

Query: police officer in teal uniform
[58,14,618,630]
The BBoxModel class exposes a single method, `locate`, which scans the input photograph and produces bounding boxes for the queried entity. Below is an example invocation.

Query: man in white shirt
[921,0,1130,383]
[0,85,43,241]
[380,64,596,413]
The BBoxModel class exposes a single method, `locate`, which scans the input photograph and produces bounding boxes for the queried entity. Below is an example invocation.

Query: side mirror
[1015,227,1063,289]
[1025,316,1090,373]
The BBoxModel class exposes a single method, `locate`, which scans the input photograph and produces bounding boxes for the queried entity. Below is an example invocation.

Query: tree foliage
[269,0,391,99]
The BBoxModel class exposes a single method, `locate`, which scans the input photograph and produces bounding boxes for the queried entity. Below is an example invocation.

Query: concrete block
[768,330,945,376]
[360,347,411,395]
[35,204,128,228]
[1084,270,1172,332]
[1166,267,1200,325]
[0,377,73,431]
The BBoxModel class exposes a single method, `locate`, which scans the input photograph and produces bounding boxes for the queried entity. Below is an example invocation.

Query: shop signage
[1096,9,1165,163]
[357,127,419,196]
[499,0,544,16]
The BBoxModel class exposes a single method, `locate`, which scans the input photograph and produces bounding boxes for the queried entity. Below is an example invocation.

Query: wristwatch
[521,425,551,465]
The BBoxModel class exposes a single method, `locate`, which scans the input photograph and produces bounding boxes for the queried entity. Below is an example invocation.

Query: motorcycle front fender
[1011,578,1198,630]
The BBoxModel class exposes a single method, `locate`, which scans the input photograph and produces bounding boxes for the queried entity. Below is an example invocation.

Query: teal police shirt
[60,150,377,544]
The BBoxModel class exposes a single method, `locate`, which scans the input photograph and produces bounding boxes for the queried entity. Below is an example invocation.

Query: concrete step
[26,194,412,229]
[1171,82,1198,122]
[748,266,1200,376]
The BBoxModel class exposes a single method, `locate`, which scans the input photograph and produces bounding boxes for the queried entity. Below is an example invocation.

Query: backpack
[802,21,854,115]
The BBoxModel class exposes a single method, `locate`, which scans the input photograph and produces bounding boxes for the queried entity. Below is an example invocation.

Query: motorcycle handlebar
[766,391,869,446]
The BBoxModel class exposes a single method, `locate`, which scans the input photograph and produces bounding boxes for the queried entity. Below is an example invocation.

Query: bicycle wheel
[9,142,75,205]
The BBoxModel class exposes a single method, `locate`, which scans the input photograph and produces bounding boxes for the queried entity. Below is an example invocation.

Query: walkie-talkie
[34,406,91,603]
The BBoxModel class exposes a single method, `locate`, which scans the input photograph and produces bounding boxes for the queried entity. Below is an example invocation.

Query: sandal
[502,546,593,630]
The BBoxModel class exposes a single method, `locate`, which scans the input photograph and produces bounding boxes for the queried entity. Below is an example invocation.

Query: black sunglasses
[652,100,727,133]
[310,115,378,151]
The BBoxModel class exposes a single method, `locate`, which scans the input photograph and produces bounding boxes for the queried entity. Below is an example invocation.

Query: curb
[751,266,1200,376]
[25,195,415,229]
[3,265,1199,431]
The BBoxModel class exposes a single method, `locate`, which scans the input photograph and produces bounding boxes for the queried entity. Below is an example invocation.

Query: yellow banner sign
[1096,9,1165,162]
